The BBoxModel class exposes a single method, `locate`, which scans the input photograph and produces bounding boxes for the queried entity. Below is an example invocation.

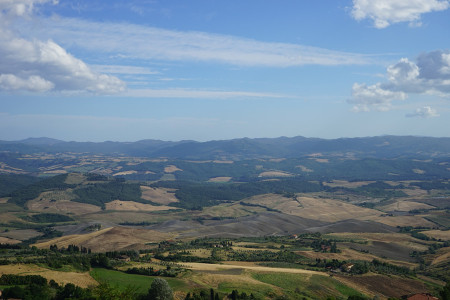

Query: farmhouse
[341,263,354,272]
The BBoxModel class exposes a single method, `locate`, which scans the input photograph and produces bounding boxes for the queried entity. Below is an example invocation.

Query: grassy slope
[90,268,187,294]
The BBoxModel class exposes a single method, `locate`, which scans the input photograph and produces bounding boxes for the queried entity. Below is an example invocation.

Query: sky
[1,0,450,142]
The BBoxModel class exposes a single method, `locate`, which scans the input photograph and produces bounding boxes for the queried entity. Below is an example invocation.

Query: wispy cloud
[120,88,287,99]
[36,17,373,67]
[90,65,159,75]
[351,0,450,28]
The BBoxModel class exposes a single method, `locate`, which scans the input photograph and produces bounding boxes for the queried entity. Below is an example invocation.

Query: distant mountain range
[1,136,449,160]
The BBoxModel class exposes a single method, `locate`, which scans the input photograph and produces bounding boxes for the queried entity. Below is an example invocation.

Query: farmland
[0,136,449,299]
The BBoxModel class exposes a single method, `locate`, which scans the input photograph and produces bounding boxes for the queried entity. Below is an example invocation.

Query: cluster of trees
[126,266,180,278]
[410,180,450,191]
[239,201,281,213]
[8,174,75,208]
[73,180,142,208]
[410,240,450,282]
[119,221,156,226]
[0,244,142,272]
[310,239,339,253]
[22,213,74,223]
[22,227,63,245]
[154,252,218,264]
[328,181,408,199]
[0,174,41,197]
[312,258,413,276]
[228,250,301,263]
[184,288,258,300]
[0,274,93,300]
[398,226,437,241]
[152,179,323,209]
[0,274,47,286]
[370,259,413,276]
[50,244,91,254]
[0,275,170,300]
[184,288,220,300]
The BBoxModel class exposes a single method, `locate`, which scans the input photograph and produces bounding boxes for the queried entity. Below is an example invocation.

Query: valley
[0,136,449,299]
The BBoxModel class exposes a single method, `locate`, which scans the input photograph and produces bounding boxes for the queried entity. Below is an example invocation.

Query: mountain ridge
[1,135,449,160]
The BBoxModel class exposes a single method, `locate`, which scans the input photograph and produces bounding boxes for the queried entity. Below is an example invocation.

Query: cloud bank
[0,0,125,94]
[349,50,450,113]
[351,0,450,28]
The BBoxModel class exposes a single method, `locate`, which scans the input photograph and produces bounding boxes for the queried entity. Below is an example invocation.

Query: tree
[147,278,173,300]
[2,286,26,299]
[440,282,450,300]
[347,296,367,300]
[55,283,91,300]
[94,282,139,300]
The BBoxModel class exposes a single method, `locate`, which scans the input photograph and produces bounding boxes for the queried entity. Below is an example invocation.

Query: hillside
[0,137,449,299]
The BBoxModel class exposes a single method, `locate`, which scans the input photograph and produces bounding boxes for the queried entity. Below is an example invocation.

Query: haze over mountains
[1,135,450,160]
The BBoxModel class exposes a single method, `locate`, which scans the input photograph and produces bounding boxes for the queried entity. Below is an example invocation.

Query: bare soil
[0,264,97,288]
[0,236,21,244]
[335,274,432,299]
[112,170,137,176]
[250,195,381,222]
[207,177,232,182]
[0,229,41,241]
[164,165,182,173]
[183,262,323,275]
[381,201,435,212]
[296,248,416,268]
[28,191,101,215]
[322,180,374,188]
[34,227,175,252]
[365,215,437,228]
[421,230,450,241]
[105,200,175,212]
[140,186,179,204]
[258,171,294,177]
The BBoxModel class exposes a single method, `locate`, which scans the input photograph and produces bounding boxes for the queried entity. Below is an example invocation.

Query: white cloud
[0,0,58,18]
[351,0,450,28]
[0,74,54,92]
[0,0,125,94]
[350,83,407,112]
[406,106,440,118]
[349,50,450,112]
[387,58,420,84]
[35,17,372,67]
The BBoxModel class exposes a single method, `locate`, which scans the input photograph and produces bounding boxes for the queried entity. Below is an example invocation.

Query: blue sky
[1,0,449,142]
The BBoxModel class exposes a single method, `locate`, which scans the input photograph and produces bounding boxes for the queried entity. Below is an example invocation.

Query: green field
[90,268,187,294]
[251,272,364,300]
